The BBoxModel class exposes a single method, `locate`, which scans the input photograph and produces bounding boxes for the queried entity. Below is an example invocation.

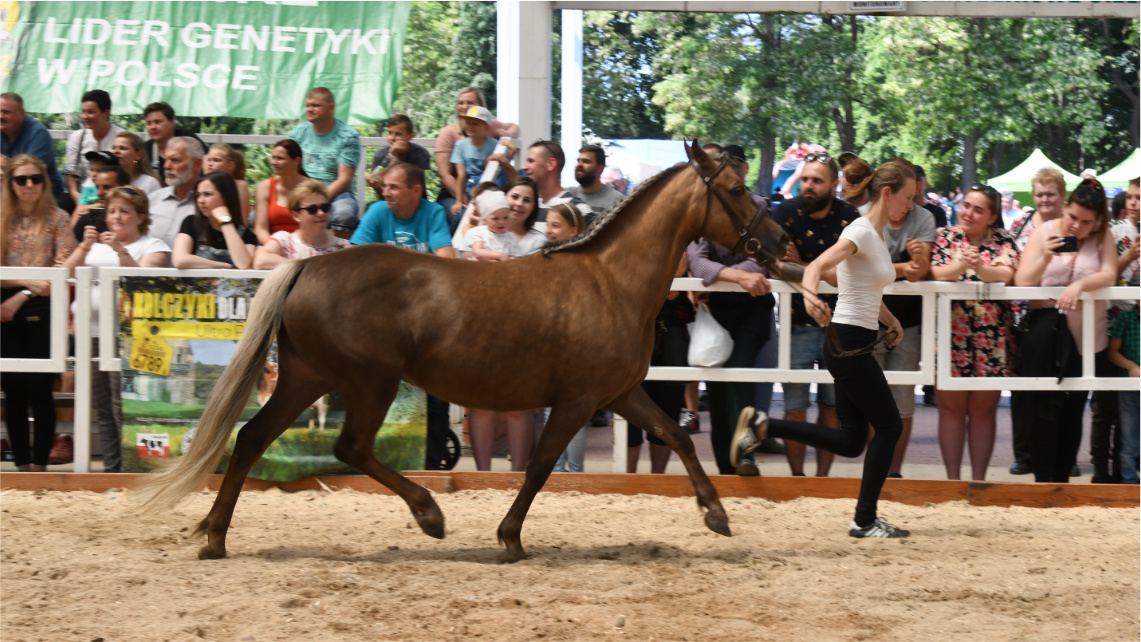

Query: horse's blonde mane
[542,161,689,255]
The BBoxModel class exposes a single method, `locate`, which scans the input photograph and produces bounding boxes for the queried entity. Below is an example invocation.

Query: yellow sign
[131,320,246,341]
[129,336,173,376]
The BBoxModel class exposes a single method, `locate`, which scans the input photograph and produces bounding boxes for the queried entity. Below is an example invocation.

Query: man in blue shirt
[1,92,71,212]
[351,162,452,258]
[289,87,361,238]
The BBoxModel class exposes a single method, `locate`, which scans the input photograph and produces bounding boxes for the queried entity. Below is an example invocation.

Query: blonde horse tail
[135,260,306,512]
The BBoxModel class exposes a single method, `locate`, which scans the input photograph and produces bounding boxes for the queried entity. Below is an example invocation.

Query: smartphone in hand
[89,207,107,234]
[1053,235,1079,253]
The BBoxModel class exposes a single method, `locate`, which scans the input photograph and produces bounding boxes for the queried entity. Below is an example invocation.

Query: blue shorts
[783,325,835,413]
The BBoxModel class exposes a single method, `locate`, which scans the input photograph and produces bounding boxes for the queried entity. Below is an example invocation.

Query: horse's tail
[135,260,306,512]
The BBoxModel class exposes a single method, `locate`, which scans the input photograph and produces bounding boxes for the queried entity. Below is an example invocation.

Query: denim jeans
[328,191,360,232]
[1119,390,1140,484]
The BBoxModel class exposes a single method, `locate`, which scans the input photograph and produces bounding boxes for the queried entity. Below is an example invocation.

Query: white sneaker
[730,407,769,467]
[848,517,910,539]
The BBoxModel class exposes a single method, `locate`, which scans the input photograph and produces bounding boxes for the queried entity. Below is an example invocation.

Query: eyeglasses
[804,153,832,164]
[12,174,45,186]
[531,139,562,159]
[297,203,332,215]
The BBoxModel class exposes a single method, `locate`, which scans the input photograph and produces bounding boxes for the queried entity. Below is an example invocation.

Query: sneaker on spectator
[730,407,768,467]
[1070,464,1081,478]
[679,409,700,434]
[849,517,910,539]
[736,458,760,476]
[48,434,73,465]
[1009,461,1032,475]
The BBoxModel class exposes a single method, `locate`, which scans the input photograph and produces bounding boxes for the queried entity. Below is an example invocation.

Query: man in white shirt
[62,89,124,205]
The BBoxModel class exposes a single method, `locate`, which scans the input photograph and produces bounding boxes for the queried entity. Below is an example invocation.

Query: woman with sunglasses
[253,140,307,246]
[1015,178,1118,483]
[929,183,1019,481]
[731,159,916,538]
[254,179,349,269]
[0,154,77,471]
[173,171,256,270]
[62,186,170,472]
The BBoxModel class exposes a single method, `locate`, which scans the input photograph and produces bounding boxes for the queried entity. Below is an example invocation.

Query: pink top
[268,230,350,260]
[1032,219,1107,353]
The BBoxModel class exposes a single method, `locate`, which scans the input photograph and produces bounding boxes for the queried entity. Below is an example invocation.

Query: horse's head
[683,141,802,282]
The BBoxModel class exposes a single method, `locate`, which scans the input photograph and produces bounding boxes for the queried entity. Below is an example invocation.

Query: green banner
[0,1,409,124]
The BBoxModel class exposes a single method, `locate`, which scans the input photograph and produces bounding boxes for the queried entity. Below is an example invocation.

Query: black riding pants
[766,323,903,527]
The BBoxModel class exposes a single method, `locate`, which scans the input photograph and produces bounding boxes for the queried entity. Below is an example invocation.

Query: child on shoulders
[449,106,503,217]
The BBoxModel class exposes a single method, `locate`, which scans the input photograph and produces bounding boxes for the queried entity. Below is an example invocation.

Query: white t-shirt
[832,217,895,331]
[462,225,520,258]
[131,173,163,196]
[71,235,171,336]
[515,228,548,255]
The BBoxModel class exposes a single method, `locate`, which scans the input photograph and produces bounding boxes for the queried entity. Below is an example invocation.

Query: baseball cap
[85,150,119,165]
[463,106,493,125]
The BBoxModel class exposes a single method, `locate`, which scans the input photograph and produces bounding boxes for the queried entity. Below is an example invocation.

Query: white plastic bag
[687,303,734,367]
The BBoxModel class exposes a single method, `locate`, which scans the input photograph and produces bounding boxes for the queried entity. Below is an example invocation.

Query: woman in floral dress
[930,184,1019,480]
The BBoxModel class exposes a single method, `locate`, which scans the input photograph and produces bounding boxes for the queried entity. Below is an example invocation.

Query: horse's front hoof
[704,511,732,537]
[499,548,528,564]
[413,507,446,539]
[198,543,227,560]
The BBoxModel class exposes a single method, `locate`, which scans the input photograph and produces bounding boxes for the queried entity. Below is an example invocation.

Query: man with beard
[771,152,860,477]
[148,137,204,248]
[565,145,623,214]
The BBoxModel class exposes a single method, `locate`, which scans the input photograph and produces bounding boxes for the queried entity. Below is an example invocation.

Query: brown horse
[137,142,795,562]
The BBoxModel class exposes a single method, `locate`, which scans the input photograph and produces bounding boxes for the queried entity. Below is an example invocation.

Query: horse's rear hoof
[419,521,445,540]
[499,548,527,564]
[704,512,732,537]
[198,544,227,560]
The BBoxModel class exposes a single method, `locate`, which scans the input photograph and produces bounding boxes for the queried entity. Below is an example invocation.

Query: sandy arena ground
[1,488,1138,642]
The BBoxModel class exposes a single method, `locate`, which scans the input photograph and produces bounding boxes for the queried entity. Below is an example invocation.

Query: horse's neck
[593,178,702,303]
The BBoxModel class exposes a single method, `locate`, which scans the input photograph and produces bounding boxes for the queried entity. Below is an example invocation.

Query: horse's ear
[687,139,708,164]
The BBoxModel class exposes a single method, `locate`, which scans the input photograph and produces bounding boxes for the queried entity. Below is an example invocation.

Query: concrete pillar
[496,1,552,149]
[560,9,583,185]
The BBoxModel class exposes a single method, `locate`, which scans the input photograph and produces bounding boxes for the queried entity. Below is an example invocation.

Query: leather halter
[688,157,771,259]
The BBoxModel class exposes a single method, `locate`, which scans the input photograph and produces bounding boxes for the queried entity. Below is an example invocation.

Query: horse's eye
[731,186,746,197]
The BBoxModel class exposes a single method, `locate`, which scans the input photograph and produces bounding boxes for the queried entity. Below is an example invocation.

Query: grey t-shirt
[370,142,432,173]
[565,184,623,215]
[857,202,935,328]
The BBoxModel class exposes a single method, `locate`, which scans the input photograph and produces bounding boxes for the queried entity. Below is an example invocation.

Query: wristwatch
[216,214,233,224]
[20,289,34,298]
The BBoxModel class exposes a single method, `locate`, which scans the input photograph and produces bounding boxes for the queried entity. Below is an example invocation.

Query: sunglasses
[297,203,332,215]
[970,183,1000,199]
[12,173,45,186]
[804,153,832,164]
[531,139,562,160]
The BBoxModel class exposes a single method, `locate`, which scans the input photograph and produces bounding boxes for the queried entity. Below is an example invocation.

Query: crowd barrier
[1,266,1136,473]
[48,130,440,216]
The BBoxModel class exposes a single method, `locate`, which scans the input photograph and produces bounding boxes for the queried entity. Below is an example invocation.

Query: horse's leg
[333,383,445,540]
[607,386,731,538]
[496,401,595,563]
[195,376,324,560]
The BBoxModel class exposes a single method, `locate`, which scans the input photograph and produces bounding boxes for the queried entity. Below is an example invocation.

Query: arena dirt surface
[1,488,1138,642]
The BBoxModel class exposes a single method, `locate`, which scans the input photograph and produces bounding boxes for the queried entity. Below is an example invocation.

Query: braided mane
[542,161,690,255]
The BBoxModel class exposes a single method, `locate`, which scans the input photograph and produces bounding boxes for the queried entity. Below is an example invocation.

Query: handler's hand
[883,315,904,348]
[805,292,832,326]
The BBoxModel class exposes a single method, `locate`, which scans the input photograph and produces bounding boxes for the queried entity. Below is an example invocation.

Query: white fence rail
[2,266,1137,473]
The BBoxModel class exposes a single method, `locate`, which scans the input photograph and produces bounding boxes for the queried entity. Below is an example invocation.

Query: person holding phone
[929,184,1019,480]
[1014,178,1119,483]
[63,186,170,472]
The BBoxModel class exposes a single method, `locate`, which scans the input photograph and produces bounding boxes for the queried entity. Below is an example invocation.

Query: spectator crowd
[0,84,1137,486]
